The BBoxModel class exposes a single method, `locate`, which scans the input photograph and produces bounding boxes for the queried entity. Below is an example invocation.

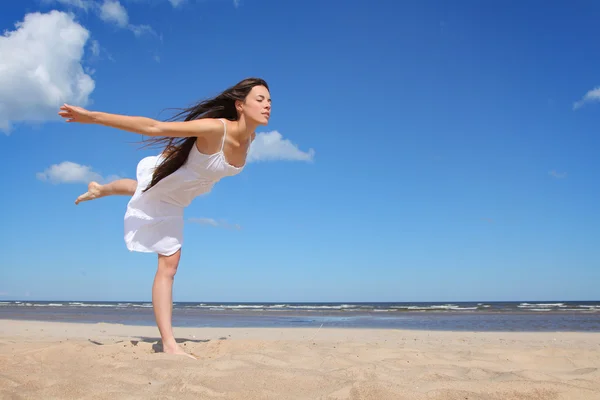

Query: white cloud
[549,170,567,179]
[573,86,600,110]
[188,218,241,230]
[0,11,95,133]
[37,161,120,184]
[233,0,241,8]
[100,0,128,27]
[168,0,185,7]
[248,131,315,163]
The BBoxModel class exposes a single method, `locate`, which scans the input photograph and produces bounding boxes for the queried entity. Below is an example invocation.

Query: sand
[1,319,599,399]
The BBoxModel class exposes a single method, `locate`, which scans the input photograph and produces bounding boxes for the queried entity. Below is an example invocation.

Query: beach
[1,319,599,399]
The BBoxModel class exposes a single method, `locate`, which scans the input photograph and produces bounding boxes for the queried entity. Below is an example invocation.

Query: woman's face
[240,85,271,125]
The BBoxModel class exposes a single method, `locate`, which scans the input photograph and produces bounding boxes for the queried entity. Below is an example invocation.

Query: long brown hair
[141,77,269,192]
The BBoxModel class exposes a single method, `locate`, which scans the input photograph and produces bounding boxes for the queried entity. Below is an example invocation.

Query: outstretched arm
[58,104,223,138]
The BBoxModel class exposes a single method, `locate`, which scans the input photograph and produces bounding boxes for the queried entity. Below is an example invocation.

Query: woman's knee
[158,250,181,278]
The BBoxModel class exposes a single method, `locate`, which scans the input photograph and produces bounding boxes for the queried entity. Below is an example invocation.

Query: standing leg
[153,249,195,359]
[75,179,138,205]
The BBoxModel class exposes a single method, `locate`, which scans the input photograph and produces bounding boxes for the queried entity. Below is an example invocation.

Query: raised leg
[153,249,195,359]
[75,179,137,205]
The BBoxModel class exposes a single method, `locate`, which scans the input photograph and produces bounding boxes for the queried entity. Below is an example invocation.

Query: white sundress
[123,119,246,256]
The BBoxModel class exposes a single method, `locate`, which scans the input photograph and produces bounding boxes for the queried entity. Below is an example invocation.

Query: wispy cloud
[248,131,315,163]
[99,1,158,37]
[573,86,600,110]
[0,291,9,296]
[0,11,94,133]
[129,24,157,37]
[48,0,157,38]
[87,39,114,63]
[188,218,241,230]
[53,0,95,11]
[168,0,185,7]
[90,39,100,56]
[233,0,241,8]
[549,170,567,179]
[37,161,121,184]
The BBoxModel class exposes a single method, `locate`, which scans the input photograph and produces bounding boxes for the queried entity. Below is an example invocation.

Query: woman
[58,77,271,359]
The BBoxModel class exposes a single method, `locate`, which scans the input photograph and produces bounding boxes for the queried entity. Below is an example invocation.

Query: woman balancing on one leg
[58,78,272,359]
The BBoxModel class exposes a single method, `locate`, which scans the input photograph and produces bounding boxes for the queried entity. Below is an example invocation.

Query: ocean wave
[391,304,479,311]
[518,303,566,308]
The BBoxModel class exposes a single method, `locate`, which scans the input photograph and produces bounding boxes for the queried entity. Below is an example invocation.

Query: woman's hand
[58,104,95,124]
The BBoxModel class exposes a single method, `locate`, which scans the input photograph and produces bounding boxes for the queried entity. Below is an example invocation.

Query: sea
[1,300,600,332]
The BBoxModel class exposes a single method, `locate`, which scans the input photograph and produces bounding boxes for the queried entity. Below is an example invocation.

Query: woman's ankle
[162,337,178,350]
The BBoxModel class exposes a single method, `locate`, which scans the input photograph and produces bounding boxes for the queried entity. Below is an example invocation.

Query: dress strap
[218,119,227,152]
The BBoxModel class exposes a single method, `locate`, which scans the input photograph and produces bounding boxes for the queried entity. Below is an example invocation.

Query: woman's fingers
[58,110,75,121]
[59,104,76,114]
[58,104,88,123]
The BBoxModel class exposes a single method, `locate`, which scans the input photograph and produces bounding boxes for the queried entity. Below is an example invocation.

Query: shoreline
[4,318,600,338]
[2,308,600,333]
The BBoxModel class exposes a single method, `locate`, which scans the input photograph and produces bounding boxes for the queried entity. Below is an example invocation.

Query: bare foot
[75,181,104,205]
[163,343,196,360]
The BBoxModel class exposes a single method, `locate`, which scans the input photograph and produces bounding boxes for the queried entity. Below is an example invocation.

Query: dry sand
[1,319,599,399]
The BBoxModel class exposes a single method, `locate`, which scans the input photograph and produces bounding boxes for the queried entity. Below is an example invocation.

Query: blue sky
[1,0,599,302]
